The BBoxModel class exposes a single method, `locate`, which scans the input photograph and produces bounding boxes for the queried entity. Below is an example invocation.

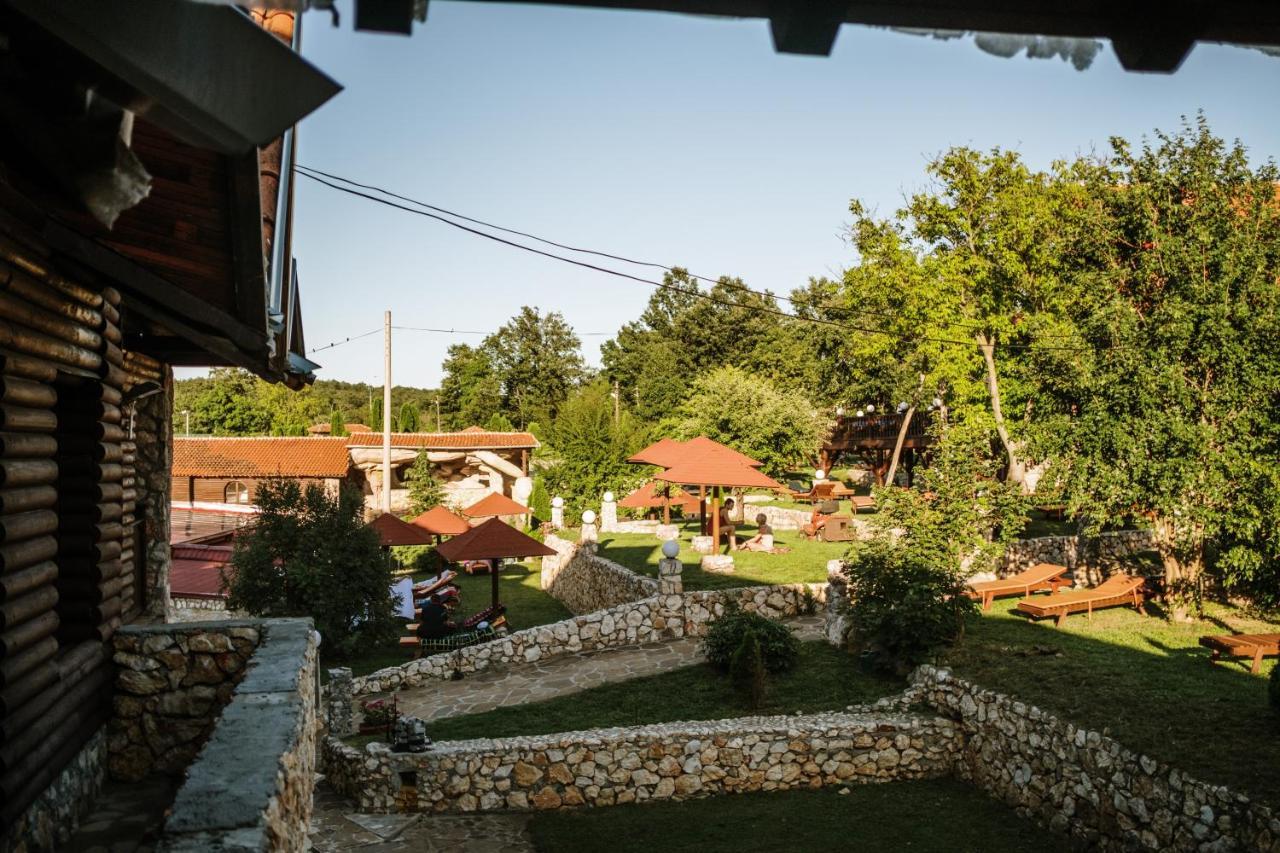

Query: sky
[272,2,1280,389]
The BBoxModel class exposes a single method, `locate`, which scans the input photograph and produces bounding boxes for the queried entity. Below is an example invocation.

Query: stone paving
[310,779,534,852]
[61,775,175,853]
[383,615,824,722]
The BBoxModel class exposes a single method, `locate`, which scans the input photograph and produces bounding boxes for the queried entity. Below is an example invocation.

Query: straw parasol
[367,512,436,547]
[655,458,782,550]
[462,492,531,523]
[436,518,556,608]
[410,505,471,542]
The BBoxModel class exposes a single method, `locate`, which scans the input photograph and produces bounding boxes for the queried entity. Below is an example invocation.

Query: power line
[295,163,995,335]
[309,328,380,354]
[295,168,1117,354]
[393,324,612,337]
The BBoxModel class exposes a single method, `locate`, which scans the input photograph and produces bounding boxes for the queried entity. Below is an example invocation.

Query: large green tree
[482,306,586,426]
[667,366,825,478]
[437,343,503,430]
[544,381,646,515]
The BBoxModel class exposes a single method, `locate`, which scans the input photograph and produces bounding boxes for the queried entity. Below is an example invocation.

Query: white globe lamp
[813,469,825,481]
[582,509,596,525]
[552,496,564,508]
[661,540,680,559]
[603,491,615,503]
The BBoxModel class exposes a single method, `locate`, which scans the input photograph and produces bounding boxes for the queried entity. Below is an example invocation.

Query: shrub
[1270,665,1280,718]
[843,540,975,675]
[703,601,799,674]
[413,547,446,577]
[404,452,443,515]
[226,479,398,660]
[528,477,552,527]
[729,631,767,709]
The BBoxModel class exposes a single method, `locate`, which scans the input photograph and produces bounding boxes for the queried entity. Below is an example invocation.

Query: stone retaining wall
[108,621,263,780]
[999,530,1157,584]
[169,596,243,623]
[541,534,659,614]
[352,584,825,695]
[159,619,319,852]
[322,708,960,813]
[910,666,1278,853]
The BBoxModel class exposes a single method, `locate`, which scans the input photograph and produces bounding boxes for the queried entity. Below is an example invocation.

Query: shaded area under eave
[436,518,556,608]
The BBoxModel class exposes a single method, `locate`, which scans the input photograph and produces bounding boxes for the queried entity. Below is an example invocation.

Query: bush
[1270,666,1280,718]
[843,540,975,675]
[529,477,552,527]
[703,602,799,674]
[413,547,446,577]
[226,479,398,660]
[729,631,767,709]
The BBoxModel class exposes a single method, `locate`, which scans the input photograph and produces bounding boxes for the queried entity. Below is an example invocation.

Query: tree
[369,397,383,432]
[485,412,515,432]
[668,366,825,478]
[187,368,271,435]
[225,480,397,659]
[1037,118,1280,615]
[544,381,646,514]
[528,477,552,526]
[404,451,443,515]
[438,343,501,429]
[483,306,586,426]
[328,411,346,437]
[398,402,420,433]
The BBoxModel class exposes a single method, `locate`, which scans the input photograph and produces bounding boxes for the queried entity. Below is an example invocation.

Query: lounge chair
[966,563,1069,610]
[850,495,876,513]
[1199,633,1280,674]
[1016,573,1146,626]
[412,569,458,597]
[795,482,838,504]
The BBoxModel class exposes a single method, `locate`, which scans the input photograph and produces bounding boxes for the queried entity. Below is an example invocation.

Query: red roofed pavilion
[462,492,530,521]
[367,512,436,547]
[618,481,700,524]
[656,457,782,549]
[436,518,556,608]
[411,505,471,540]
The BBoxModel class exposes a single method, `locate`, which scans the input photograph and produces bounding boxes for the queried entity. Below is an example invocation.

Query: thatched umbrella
[656,458,782,550]
[436,518,556,609]
[410,505,471,543]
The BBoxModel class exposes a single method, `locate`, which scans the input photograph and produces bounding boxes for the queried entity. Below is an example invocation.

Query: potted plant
[358,698,398,735]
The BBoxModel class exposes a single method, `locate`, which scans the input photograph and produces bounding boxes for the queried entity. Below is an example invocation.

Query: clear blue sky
[279,2,1279,389]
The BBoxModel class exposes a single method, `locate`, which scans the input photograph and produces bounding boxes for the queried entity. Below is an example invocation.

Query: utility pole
[612,380,620,427]
[382,310,392,514]
[434,396,441,432]
[180,409,190,436]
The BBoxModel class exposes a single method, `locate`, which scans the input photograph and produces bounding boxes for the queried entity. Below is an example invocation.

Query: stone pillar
[658,557,683,595]
[580,509,598,546]
[824,559,851,647]
[600,492,618,533]
[326,667,354,736]
[137,365,173,622]
[551,497,564,529]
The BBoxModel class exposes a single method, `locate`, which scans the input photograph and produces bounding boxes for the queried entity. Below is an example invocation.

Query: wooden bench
[1199,633,1280,674]
[1016,574,1145,627]
[966,563,1069,611]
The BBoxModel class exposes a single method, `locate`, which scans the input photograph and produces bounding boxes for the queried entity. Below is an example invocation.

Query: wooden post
[711,485,720,552]
[491,557,502,610]
[382,310,392,514]
[661,485,670,525]
[698,486,706,535]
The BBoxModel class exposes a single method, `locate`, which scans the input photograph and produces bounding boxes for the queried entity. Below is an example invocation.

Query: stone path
[386,615,823,722]
[309,779,534,852]
[61,775,175,853]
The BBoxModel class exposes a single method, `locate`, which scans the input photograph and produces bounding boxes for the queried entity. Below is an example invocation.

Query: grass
[943,602,1280,807]
[527,778,1069,853]
[337,561,573,678]
[420,641,900,742]
[594,520,846,590]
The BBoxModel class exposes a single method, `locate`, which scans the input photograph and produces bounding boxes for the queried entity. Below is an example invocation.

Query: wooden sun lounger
[1016,573,1145,627]
[1199,633,1280,674]
[966,563,1069,610]
[412,569,458,597]
[850,495,875,513]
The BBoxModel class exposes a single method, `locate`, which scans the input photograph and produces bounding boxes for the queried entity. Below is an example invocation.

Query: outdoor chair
[1199,632,1280,674]
[796,481,838,503]
[966,563,1070,610]
[412,569,458,598]
[850,495,876,513]
[1015,573,1146,626]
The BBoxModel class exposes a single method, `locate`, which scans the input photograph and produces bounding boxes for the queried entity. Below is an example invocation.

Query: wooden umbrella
[367,512,436,547]
[461,492,531,526]
[617,481,699,524]
[436,518,556,609]
[655,458,782,552]
[410,505,471,543]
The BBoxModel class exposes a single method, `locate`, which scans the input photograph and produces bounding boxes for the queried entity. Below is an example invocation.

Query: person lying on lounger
[740,514,774,552]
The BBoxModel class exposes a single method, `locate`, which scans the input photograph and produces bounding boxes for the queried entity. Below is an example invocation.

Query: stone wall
[352,584,825,695]
[322,707,960,813]
[1,729,108,853]
[910,666,1278,853]
[541,534,659,614]
[998,530,1158,584]
[158,619,319,852]
[169,596,243,623]
[108,621,263,781]
[135,365,173,622]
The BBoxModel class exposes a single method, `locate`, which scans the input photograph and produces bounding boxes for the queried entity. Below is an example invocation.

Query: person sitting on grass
[801,504,830,540]
[416,589,459,640]
[739,513,774,552]
[718,498,737,551]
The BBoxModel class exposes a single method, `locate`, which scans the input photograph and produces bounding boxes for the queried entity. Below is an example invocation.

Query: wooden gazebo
[436,518,555,609]
[655,457,782,549]
[410,505,471,543]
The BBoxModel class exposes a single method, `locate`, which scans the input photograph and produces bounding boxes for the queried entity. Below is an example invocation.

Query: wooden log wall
[0,238,150,827]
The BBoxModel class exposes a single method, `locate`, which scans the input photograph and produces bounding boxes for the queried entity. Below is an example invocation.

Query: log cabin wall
[0,235,171,839]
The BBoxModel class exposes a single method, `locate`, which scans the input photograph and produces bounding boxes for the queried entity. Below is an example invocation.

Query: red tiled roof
[172,545,233,562]
[436,518,556,562]
[617,481,700,510]
[627,436,761,468]
[345,431,538,450]
[367,513,436,546]
[411,505,471,536]
[462,492,530,518]
[173,437,352,478]
[655,458,782,490]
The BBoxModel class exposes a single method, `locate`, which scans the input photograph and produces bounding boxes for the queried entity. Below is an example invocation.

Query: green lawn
[421,641,900,742]
[944,603,1280,807]
[594,520,845,590]
[336,561,573,678]
[528,778,1068,853]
